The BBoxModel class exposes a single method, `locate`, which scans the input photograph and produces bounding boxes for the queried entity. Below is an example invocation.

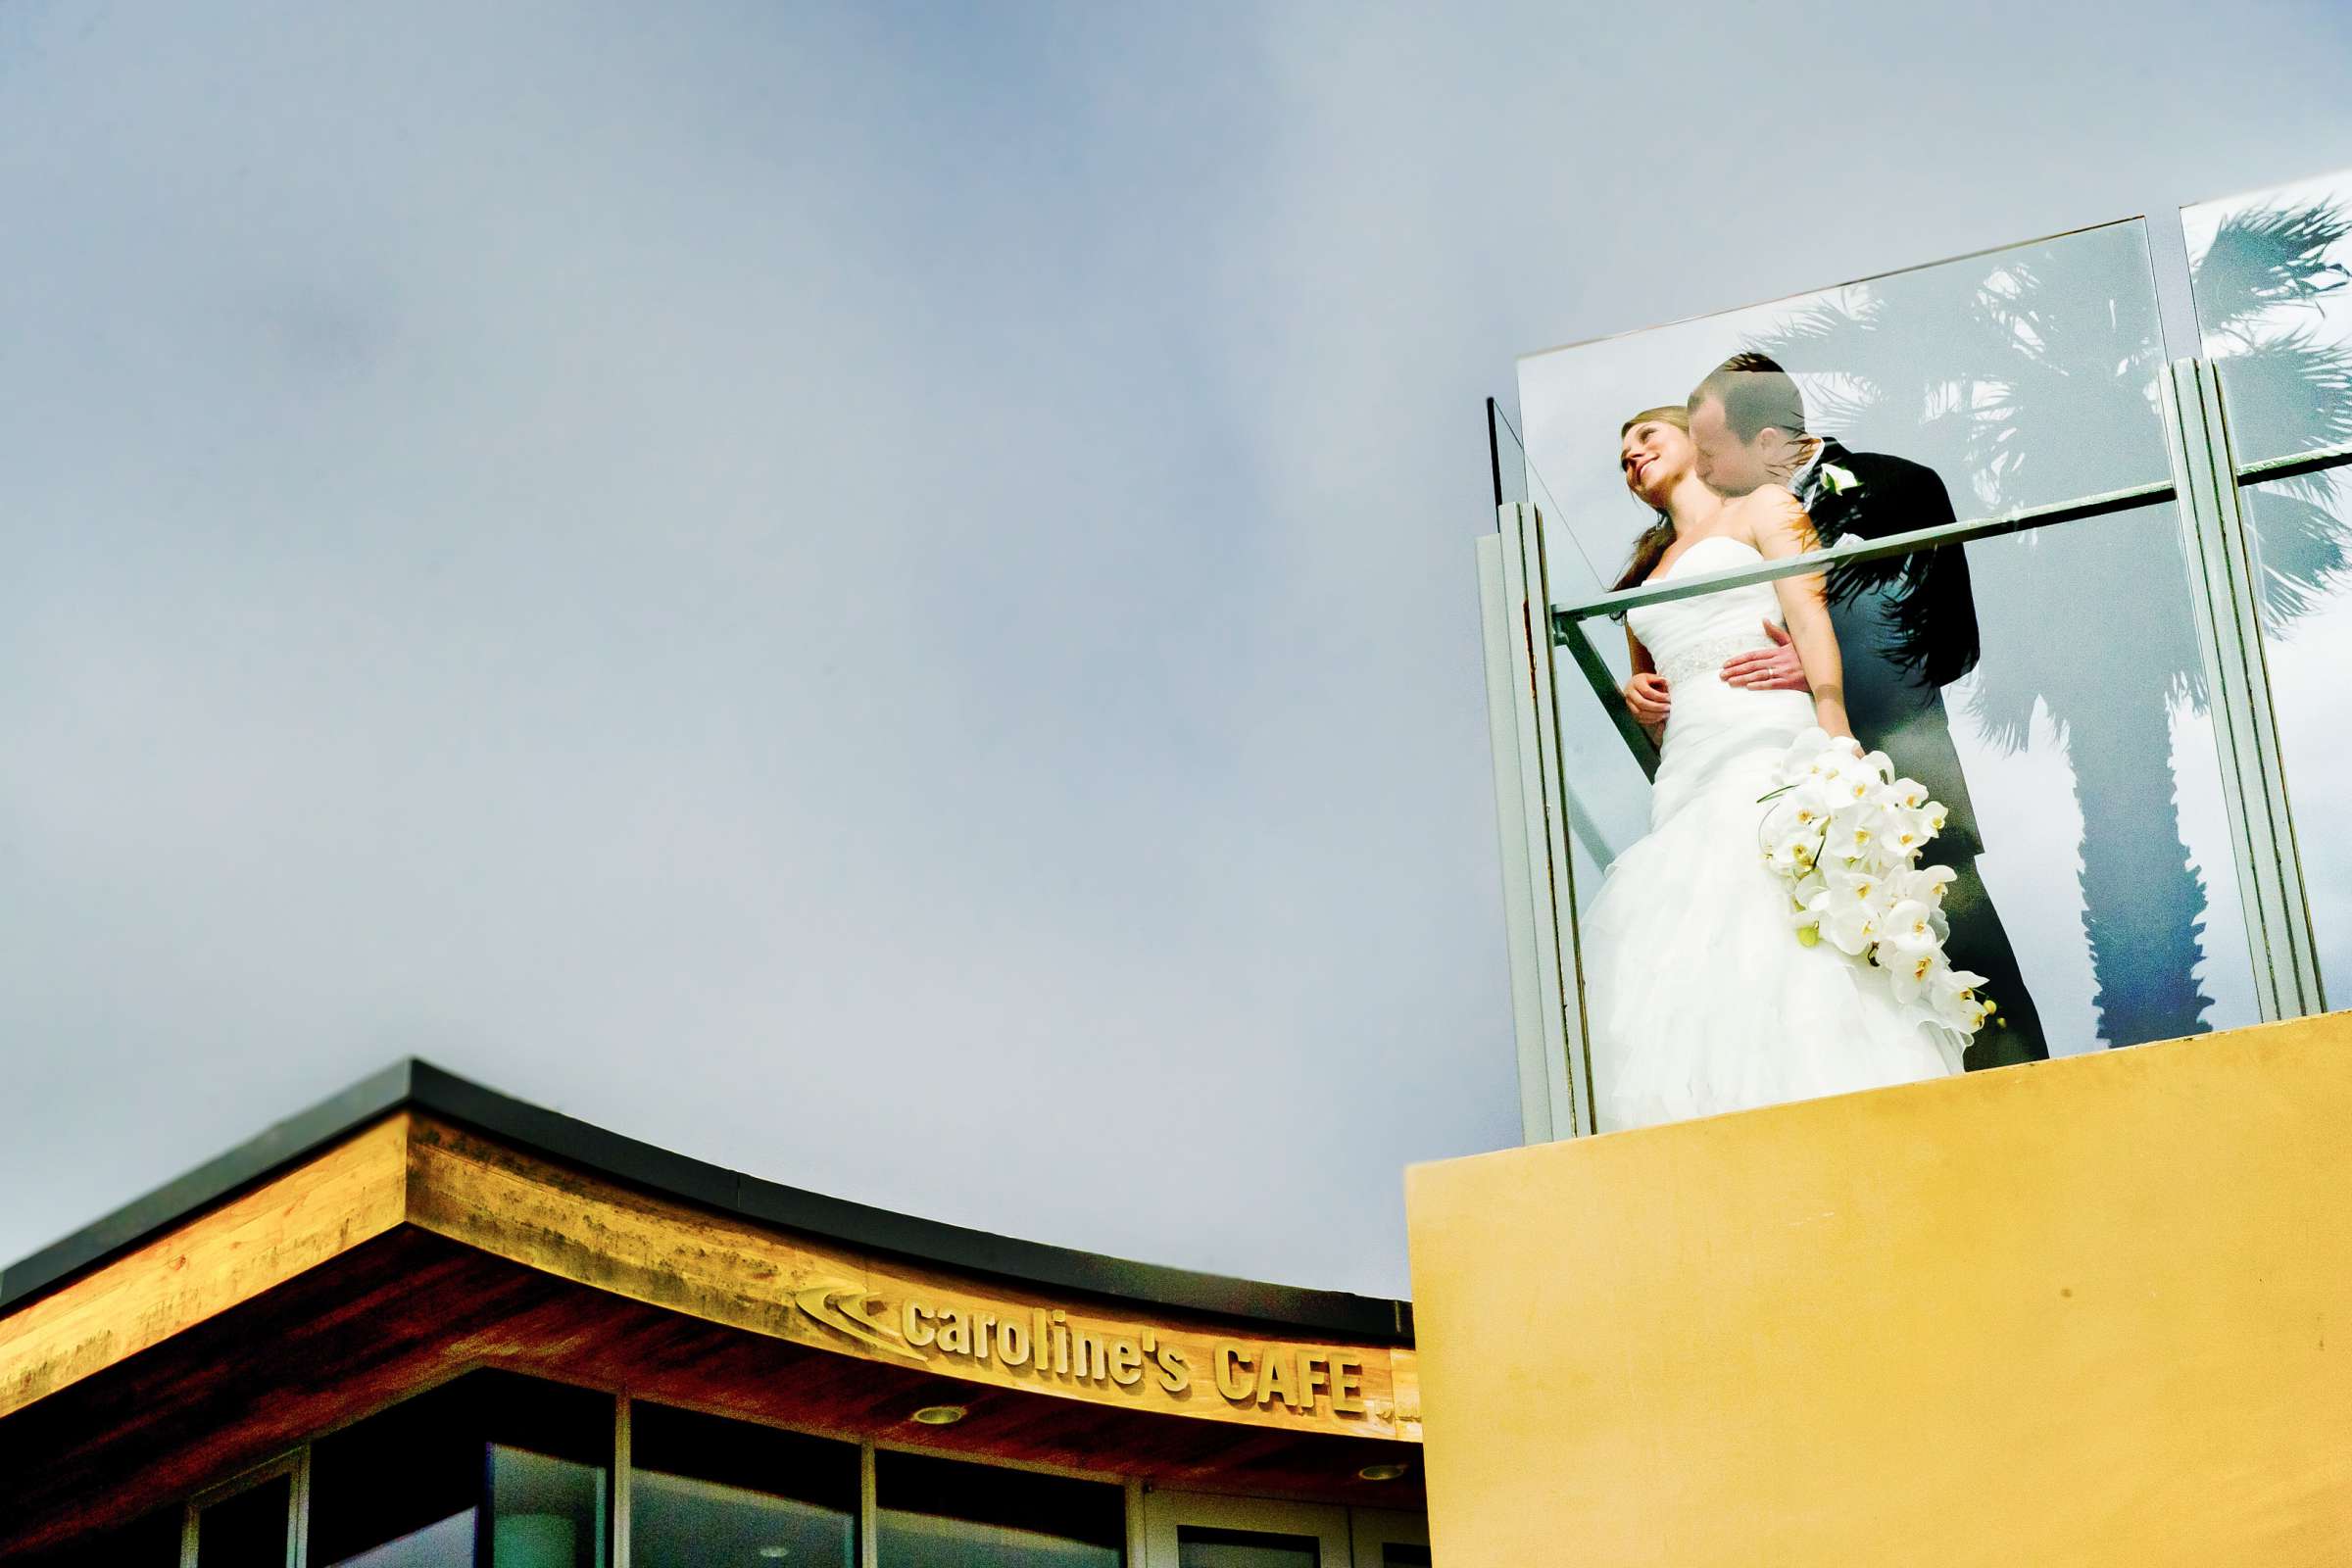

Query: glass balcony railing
[1492,188,2352,1134]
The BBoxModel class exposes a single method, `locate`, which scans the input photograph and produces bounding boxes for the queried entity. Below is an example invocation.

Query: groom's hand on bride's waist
[1623,671,1672,725]
[1720,619,1809,692]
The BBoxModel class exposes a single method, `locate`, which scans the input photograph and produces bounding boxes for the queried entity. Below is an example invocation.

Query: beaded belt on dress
[1655,635,1772,686]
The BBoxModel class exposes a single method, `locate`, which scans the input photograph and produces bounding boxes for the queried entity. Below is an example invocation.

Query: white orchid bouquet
[1757,728,1994,1040]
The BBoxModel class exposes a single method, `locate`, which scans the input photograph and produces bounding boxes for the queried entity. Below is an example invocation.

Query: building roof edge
[1,1058,1414,1344]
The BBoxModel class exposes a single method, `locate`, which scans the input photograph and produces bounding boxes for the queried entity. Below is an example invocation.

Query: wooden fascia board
[0,1114,412,1423]
[1,1113,1420,1443]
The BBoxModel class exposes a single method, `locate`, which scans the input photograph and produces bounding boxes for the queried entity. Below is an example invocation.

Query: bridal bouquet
[1757,728,1994,1040]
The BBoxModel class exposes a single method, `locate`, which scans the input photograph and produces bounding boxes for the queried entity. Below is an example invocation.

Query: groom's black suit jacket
[1793,441,2048,1062]
[1794,439,1985,858]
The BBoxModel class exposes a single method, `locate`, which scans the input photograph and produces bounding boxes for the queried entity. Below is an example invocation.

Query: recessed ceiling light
[1356,1461,1411,1482]
[910,1403,968,1426]
[758,1550,790,1561]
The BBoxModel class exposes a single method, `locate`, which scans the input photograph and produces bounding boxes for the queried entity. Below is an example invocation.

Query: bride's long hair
[1613,404,1690,595]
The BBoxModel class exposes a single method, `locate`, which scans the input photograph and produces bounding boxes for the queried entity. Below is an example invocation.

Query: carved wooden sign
[404,1115,1421,1441]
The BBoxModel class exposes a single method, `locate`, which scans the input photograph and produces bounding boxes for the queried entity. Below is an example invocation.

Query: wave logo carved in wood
[791,1281,928,1363]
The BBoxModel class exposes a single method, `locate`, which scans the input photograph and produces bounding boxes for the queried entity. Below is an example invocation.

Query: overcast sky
[6,1,2351,1298]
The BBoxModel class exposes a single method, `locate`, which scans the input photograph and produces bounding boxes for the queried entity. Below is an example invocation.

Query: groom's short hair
[1690,352,1808,442]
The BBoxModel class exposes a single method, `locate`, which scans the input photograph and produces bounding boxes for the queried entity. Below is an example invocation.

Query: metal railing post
[2159,359,2326,1019]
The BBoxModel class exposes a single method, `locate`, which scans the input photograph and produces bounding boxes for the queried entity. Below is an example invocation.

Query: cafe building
[0,1060,1429,1566]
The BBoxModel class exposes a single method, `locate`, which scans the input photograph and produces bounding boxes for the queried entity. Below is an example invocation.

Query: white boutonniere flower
[1818,462,1860,495]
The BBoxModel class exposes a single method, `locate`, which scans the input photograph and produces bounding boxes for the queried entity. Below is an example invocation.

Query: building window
[874,1449,1123,1567]
[627,1401,858,1568]
[308,1371,612,1568]
[1173,1526,1317,1566]
[487,1446,605,1568]
[195,1472,294,1567]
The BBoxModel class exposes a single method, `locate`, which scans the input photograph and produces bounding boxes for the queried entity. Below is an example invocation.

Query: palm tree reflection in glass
[1738,204,2352,1052]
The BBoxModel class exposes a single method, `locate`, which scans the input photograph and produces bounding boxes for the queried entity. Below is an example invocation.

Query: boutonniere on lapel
[1818,462,1861,496]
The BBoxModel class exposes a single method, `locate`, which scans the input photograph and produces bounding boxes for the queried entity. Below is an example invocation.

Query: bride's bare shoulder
[1729,483,1820,553]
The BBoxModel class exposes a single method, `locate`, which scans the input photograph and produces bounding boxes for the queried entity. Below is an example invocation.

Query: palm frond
[2191,200,2352,340]
[2241,474,2352,628]
[2218,326,2352,454]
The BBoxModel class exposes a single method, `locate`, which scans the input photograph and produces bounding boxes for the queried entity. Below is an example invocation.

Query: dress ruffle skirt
[1581,700,1966,1135]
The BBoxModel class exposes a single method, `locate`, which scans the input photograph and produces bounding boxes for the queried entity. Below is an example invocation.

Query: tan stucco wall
[1405,1012,2352,1565]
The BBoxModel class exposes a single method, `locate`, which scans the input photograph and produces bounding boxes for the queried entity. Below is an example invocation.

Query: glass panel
[2183,168,2352,468]
[196,1474,291,1568]
[487,1447,604,1568]
[1492,393,1582,527]
[2239,473,2352,1002]
[1931,509,2255,1054]
[311,1371,612,1568]
[1520,219,2171,612]
[1380,1549,1433,1568]
[629,1401,858,1568]
[2182,168,2352,1011]
[1519,220,2174,940]
[874,1450,1122,1568]
[1174,1525,1318,1566]
[1504,218,2268,1126]
[1489,399,1529,509]
[327,1517,474,1568]
[312,1379,481,1567]
[1567,512,2256,1133]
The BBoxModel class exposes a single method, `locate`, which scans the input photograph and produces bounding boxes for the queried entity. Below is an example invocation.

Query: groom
[1684,352,2046,1067]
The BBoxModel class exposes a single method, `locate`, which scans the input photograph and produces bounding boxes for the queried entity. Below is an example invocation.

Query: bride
[1582,405,1965,1133]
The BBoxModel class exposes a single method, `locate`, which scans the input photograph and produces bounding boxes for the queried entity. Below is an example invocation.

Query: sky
[5,1,2351,1298]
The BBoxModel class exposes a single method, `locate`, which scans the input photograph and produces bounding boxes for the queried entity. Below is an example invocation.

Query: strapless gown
[1582,533,1963,1133]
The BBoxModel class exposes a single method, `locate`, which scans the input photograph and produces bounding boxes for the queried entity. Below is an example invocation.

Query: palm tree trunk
[2056,678,2216,1047]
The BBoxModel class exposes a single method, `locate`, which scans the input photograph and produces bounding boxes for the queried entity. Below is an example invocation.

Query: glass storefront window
[26,1371,1434,1567]
[309,1371,612,1568]
[310,1375,478,1567]
[321,1513,473,1568]
[195,1472,292,1567]
[487,1446,604,1568]
[1174,1526,1317,1566]
[874,1450,1123,1568]
[628,1401,858,1568]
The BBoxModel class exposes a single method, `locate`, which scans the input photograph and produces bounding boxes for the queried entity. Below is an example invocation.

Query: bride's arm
[1744,487,1851,739]
[1622,627,1669,735]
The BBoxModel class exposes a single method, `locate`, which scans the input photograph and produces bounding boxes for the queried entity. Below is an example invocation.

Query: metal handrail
[2231,435,2352,488]
[1549,479,2176,635]
[1539,437,2352,643]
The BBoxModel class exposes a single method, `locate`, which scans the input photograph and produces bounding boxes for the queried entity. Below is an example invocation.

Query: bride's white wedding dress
[1583,534,1964,1133]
